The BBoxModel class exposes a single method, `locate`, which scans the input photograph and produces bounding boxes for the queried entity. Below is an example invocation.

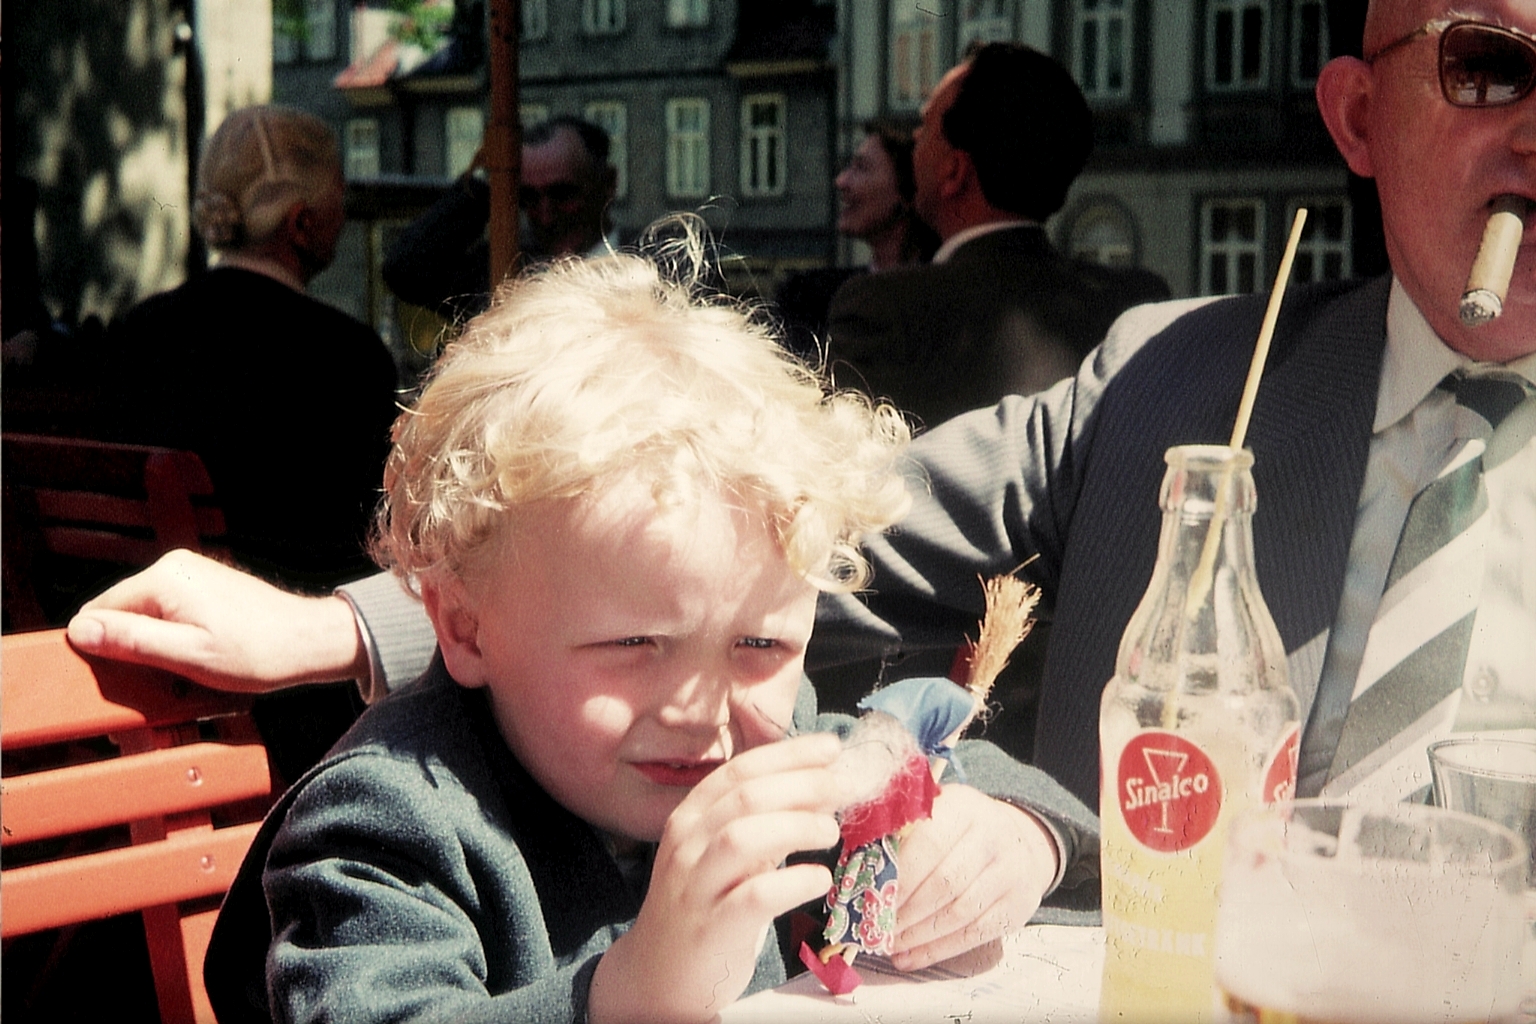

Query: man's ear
[943,147,976,202]
[281,200,311,242]
[421,576,489,689]
[1316,55,1376,178]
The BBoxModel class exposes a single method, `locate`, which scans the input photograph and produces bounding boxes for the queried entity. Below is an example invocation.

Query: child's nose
[656,673,732,731]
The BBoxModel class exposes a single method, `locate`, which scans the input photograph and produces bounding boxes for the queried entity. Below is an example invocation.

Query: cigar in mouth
[1460,194,1530,327]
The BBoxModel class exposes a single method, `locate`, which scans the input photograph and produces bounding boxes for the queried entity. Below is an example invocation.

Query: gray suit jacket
[810,276,1392,806]
[826,225,1170,427]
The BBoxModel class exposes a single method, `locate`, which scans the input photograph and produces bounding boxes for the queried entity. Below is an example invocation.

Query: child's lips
[633,760,723,787]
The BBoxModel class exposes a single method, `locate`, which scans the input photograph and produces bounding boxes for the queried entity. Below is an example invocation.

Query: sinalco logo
[1117,731,1222,852]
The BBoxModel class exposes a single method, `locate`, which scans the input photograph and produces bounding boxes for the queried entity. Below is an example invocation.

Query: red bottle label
[1261,725,1300,805]
[1116,731,1223,853]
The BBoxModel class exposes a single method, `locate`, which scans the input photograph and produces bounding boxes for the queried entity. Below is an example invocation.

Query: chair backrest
[1,629,275,1024]
[2,432,228,630]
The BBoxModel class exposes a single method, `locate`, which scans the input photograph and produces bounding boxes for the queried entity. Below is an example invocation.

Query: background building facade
[6,0,1372,360]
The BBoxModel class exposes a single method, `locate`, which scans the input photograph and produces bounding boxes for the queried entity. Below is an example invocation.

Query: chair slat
[42,527,162,566]
[32,488,156,529]
[0,631,252,748]
[2,741,272,846]
[0,822,261,937]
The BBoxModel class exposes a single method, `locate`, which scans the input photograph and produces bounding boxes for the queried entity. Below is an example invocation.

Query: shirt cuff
[334,585,386,704]
[333,572,436,703]
[1000,798,1071,897]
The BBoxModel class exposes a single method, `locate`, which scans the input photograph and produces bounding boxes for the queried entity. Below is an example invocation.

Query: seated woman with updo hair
[103,104,399,779]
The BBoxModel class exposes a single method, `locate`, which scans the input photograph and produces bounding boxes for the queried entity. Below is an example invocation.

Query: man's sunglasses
[1368,19,1536,107]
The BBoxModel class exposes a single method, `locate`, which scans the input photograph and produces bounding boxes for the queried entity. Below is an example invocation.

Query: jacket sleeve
[381,178,493,320]
[263,753,610,1024]
[807,297,1214,673]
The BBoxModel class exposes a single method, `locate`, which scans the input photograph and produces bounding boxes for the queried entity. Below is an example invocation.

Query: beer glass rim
[1427,735,1536,781]
[1230,797,1528,879]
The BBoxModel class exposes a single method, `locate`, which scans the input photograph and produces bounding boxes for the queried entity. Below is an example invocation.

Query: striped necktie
[1322,370,1536,802]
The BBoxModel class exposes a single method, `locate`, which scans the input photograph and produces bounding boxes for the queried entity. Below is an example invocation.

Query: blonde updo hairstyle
[194,105,341,253]
[374,219,913,594]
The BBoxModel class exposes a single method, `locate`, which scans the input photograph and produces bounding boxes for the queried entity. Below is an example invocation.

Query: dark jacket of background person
[826,226,1170,427]
[104,265,398,590]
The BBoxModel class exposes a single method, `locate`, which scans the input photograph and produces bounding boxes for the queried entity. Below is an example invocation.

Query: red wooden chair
[1,629,275,1023]
[2,432,228,631]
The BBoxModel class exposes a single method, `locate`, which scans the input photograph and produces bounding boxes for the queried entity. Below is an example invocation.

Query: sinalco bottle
[1098,446,1299,1023]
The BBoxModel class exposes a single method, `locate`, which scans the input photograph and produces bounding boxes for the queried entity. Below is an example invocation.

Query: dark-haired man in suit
[825,43,1168,428]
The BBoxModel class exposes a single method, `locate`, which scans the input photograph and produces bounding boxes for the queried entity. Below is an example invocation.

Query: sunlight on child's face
[458,481,819,842]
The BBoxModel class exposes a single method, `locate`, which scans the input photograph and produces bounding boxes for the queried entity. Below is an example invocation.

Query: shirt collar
[1376,277,1536,432]
[932,218,1036,264]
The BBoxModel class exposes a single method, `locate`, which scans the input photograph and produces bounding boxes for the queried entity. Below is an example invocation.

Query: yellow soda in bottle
[1098,446,1298,1023]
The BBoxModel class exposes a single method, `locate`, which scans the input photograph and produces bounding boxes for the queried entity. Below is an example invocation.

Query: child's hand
[888,784,1059,971]
[588,732,843,1024]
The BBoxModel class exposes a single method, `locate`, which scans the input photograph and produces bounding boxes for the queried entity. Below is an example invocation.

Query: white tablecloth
[722,925,1104,1023]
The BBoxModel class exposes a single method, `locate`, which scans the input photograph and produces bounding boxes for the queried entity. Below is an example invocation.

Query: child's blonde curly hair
[373,220,912,593]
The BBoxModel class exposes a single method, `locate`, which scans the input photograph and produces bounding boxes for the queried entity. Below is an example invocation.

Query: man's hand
[65,549,369,692]
[588,733,843,1024]
[889,784,1059,971]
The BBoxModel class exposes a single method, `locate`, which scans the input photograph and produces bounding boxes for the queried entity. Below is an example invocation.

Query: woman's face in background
[835,135,904,241]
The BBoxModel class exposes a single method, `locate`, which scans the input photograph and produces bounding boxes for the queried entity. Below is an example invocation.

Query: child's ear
[421,577,489,689]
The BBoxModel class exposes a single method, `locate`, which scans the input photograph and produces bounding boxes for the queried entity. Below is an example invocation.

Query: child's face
[432,481,820,842]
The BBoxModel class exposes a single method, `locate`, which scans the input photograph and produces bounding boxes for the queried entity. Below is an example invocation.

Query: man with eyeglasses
[383,116,618,321]
[64,0,1536,946]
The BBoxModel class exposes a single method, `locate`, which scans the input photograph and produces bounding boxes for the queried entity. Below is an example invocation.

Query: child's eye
[612,637,653,648]
[738,637,777,650]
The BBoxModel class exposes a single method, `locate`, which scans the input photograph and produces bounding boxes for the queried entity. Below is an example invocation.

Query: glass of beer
[1213,799,1528,1023]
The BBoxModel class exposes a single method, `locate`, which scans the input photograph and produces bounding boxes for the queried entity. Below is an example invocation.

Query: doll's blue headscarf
[857,676,976,772]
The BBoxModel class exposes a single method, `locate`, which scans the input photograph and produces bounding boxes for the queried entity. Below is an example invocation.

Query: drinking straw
[1181,208,1308,622]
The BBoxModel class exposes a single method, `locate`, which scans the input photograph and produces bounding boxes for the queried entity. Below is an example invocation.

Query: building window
[889,2,941,111]
[740,94,786,198]
[523,0,549,40]
[584,101,629,199]
[1208,0,1268,90]
[521,104,550,128]
[583,0,625,35]
[1290,197,1351,282]
[959,0,1013,52]
[346,118,381,179]
[666,98,710,199]
[1201,198,1265,294]
[274,0,337,64]
[446,106,484,180]
[1291,0,1328,85]
[1075,0,1130,100]
[1068,200,1137,267]
[666,0,709,28]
